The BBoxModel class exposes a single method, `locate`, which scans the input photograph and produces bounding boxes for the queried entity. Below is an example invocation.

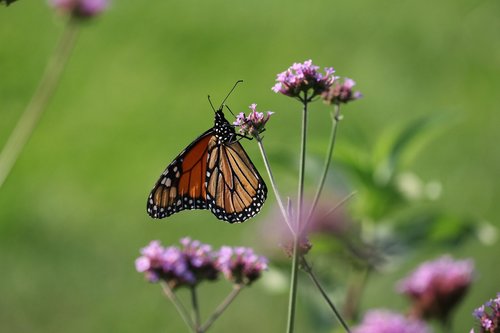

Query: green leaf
[393,211,476,248]
[373,115,449,178]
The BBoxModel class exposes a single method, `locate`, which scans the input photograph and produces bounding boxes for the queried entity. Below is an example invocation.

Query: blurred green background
[1,0,499,332]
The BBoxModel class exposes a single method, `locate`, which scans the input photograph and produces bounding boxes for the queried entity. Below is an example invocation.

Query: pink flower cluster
[272,59,336,99]
[136,238,267,288]
[322,77,363,105]
[49,0,108,18]
[216,246,268,285]
[233,103,273,138]
[352,310,432,333]
[397,255,474,320]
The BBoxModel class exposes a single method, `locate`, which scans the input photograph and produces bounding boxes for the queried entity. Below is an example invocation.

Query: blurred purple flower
[397,255,474,321]
[471,293,500,333]
[216,246,268,285]
[233,103,273,138]
[272,59,336,100]
[322,77,362,105]
[49,0,108,18]
[352,309,432,333]
[260,198,359,259]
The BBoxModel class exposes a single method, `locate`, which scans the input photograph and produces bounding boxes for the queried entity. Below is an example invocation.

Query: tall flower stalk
[236,60,360,332]
[272,60,351,333]
[303,103,340,232]
[282,91,310,333]
[0,19,79,188]
[0,0,107,189]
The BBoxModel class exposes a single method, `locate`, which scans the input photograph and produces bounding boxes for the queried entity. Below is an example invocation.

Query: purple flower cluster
[216,246,268,285]
[233,104,273,138]
[49,0,108,18]
[136,238,267,288]
[135,239,202,287]
[322,77,362,105]
[272,59,336,99]
[471,293,500,333]
[352,309,432,333]
[397,255,474,320]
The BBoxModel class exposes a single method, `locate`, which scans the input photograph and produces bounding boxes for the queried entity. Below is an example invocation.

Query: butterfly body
[147,109,267,223]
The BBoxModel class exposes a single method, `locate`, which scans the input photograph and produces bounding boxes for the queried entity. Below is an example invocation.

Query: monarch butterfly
[146,86,267,223]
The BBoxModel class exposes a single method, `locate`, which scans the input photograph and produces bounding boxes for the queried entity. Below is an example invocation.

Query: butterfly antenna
[219,80,243,109]
[225,104,236,118]
[207,95,216,113]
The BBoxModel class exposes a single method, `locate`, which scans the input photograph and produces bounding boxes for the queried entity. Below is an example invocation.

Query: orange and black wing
[205,138,267,223]
[147,129,214,218]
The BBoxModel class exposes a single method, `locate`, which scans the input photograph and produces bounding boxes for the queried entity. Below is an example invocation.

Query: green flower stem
[343,267,371,321]
[303,104,341,233]
[286,96,309,333]
[286,236,300,333]
[199,284,243,333]
[190,286,201,332]
[296,96,309,230]
[441,316,453,333]
[256,136,294,235]
[0,18,80,189]
[302,257,351,333]
[160,282,196,333]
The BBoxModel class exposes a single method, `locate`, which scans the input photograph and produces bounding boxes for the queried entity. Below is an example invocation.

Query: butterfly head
[214,108,236,144]
[207,81,243,144]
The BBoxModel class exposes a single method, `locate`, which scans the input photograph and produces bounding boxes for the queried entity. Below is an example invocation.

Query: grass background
[1,0,499,332]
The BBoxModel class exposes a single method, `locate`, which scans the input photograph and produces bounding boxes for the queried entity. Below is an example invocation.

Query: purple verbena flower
[322,77,362,105]
[471,292,500,333]
[352,309,432,333]
[135,240,165,282]
[136,238,219,288]
[135,240,194,286]
[215,246,268,285]
[233,103,273,138]
[49,0,108,18]
[397,255,474,321]
[272,59,336,100]
[137,239,268,289]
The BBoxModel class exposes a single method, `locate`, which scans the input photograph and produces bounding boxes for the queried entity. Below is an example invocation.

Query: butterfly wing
[205,138,267,223]
[147,129,214,218]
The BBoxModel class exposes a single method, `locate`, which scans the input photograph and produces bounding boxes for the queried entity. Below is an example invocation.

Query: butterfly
[146,86,267,223]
